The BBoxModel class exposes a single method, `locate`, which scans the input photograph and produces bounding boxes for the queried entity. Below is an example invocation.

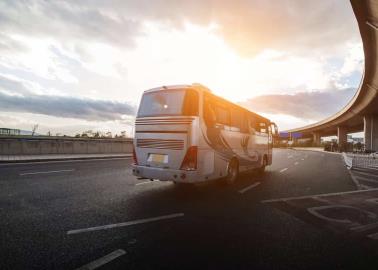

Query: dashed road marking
[20,169,74,176]
[75,249,126,270]
[279,168,288,173]
[67,213,184,235]
[294,162,299,165]
[238,182,260,194]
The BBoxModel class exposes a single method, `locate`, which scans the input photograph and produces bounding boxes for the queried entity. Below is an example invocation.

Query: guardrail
[343,152,378,171]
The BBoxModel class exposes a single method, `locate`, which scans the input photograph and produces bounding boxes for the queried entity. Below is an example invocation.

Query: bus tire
[225,158,239,185]
[257,155,267,174]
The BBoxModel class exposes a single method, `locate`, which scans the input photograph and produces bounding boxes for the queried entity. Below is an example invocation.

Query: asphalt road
[1,149,378,270]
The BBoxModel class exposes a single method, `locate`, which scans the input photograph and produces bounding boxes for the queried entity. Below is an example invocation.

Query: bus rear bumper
[132,165,200,183]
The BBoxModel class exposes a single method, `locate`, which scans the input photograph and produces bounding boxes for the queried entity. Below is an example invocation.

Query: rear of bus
[132,85,201,183]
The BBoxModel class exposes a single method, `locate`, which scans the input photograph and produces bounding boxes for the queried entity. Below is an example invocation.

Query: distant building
[0,128,21,136]
[353,137,364,143]
[347,135,364,143]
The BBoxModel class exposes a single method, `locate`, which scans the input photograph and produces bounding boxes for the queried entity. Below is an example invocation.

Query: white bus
[132,84,277,185]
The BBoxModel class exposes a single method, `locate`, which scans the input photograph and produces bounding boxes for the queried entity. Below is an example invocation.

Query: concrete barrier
[0,136,133,155]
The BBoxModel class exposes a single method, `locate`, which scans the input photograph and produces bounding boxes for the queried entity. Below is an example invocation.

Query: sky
[0,0,364,136]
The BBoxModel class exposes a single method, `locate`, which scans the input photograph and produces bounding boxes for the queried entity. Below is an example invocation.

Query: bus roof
[143,83,271,124]
[144,83,211,93]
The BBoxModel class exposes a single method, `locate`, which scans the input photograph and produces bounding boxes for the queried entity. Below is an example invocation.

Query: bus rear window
[137,89,198,117]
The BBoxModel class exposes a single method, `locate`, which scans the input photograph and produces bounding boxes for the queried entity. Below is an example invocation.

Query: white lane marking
[354,170,378,179]
[301,158,305,161]
[368,232,378,240]
[347,169,363,190]
[287,155,293,159]
[355,176,378,184]
[366,198,378,204]
[0,157,132,167]
[238,182,260,194]
[307,205,369,225]
[20,169,74,176]
[135,180,158,186]
[294,162,299,165]
[361,184,373,190]
[350,222,378,232]
[67,213,184,235]
[279,168,288,173]
[261,188,378,203]
[75,249,126,270]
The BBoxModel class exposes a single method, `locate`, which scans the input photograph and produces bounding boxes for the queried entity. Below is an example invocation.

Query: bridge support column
[312,132,321,146]
[364,115,378,152]
[337,126,348,152]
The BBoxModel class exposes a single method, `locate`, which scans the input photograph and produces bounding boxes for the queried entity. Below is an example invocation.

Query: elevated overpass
[286,0,378,151]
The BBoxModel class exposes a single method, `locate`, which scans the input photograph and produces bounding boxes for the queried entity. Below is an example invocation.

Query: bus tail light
[180,146,197,171]
[132,146,138,165]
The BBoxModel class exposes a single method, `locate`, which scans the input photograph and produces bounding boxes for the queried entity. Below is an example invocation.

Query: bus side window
[215,105,230,127]
[241,113,249,133]
[248,117,256,134]
[230,108,242,131]
[259,122,267,133]
[204,100,216,125]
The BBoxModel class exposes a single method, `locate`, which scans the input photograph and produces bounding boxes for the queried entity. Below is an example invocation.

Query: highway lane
[1,149,378,269]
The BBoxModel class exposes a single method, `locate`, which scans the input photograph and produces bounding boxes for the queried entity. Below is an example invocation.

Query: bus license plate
[148,153,168,164]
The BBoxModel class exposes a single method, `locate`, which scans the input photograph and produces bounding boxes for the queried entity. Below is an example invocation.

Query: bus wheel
[225,159,239,185]
[257,156,267,174]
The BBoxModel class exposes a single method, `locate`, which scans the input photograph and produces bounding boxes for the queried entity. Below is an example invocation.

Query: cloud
[239,88,356,121]
[0,74,136,121]
[0,0,141,50]
[0,74,31,95]
[0,0,360,57]
[0,33,28,53]
[0,91,136,121]
[73,0,359,56]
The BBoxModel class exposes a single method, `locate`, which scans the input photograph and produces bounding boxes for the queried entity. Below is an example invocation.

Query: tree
[31,124,38,136]
[82,130,93,137]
